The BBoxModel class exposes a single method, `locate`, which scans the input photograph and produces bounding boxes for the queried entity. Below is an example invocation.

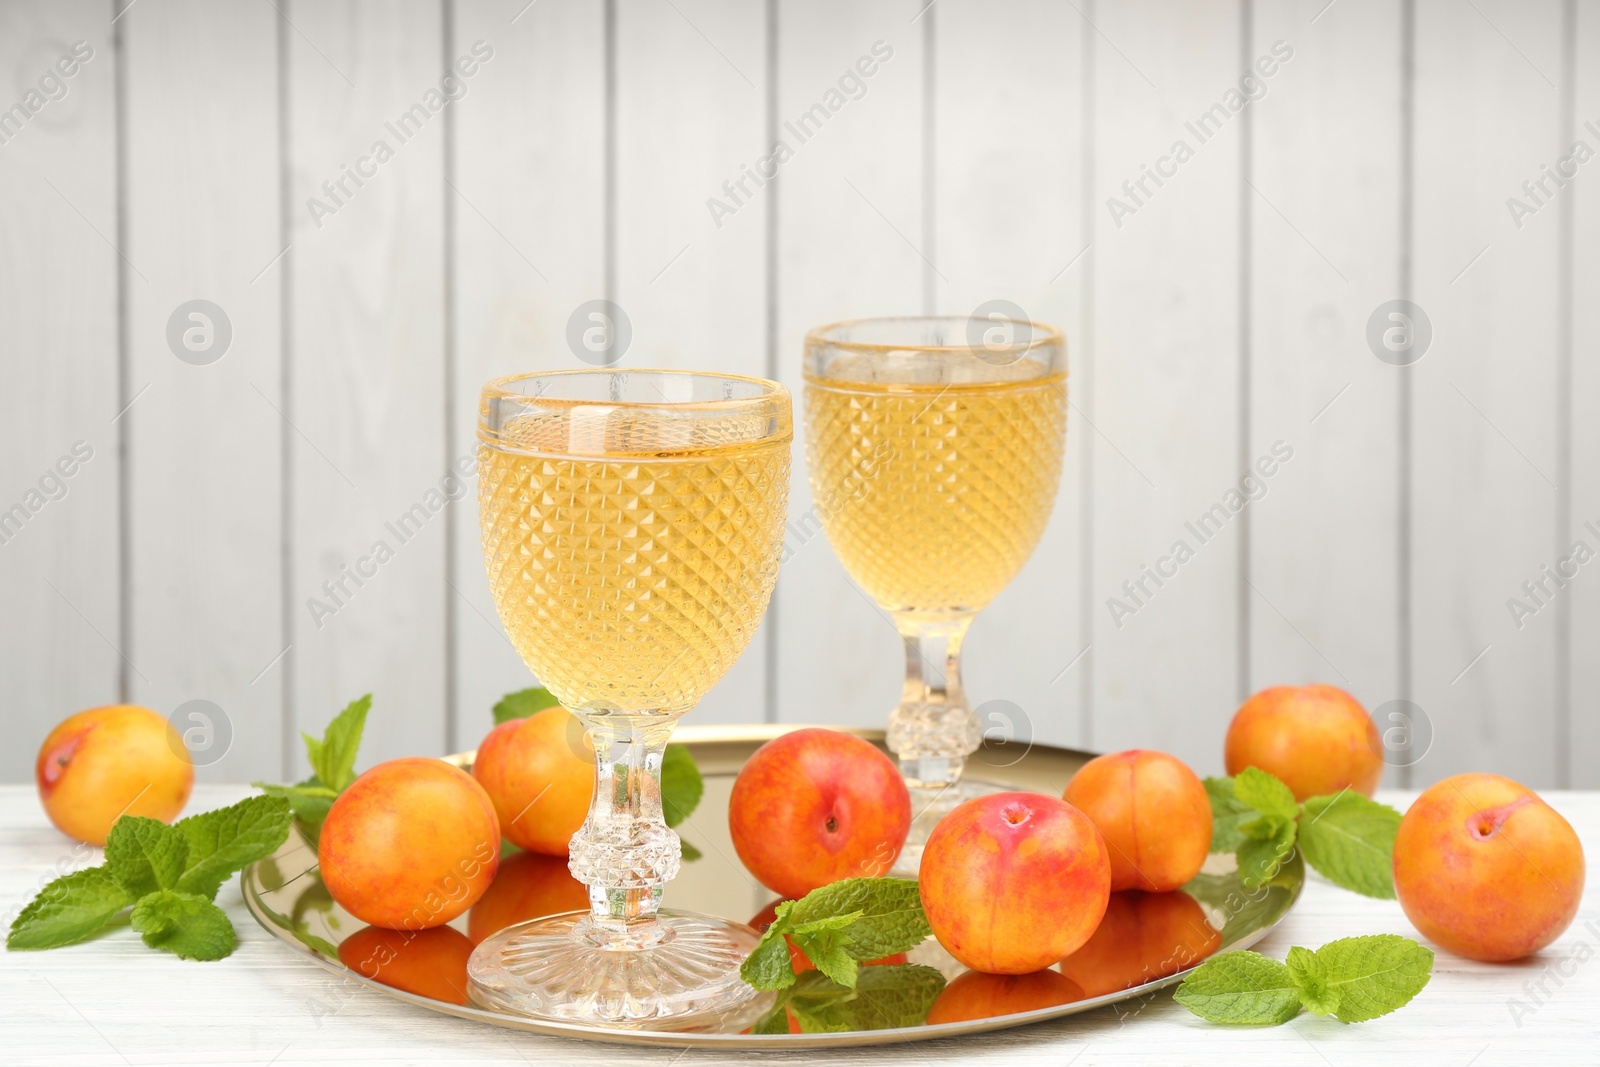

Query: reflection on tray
[1058,889,1222,998]
[241,737,1304,1044]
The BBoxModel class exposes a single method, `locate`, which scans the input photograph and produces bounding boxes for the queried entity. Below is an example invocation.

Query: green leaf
[491,686,559,725]
[793,930,859,988]
[175,794,293,899]
[303,694,371,791]
[129,890,237,961]
[1239,812,1287,841]
[1233,766,1299,821]
[660,744,704,828]
[788,912,865,988]
[1204,775,1255,853]
[7,867,131,951]
[282,776,335,850]
[741,904,800,991]
[785,964,946,1033]
[740,878,932,992]
[1286,945,1339,1016]
[1297,791,1401,900]
[1174,950,1304,1025]
[679,837,703,862]
[1237,815,1298,889]
[786,877,930,961]
[254,782,339,800]
[751,1004,792,1034]
[1182,856,1303,945]
[104,816,189,899]
[1306,935,1433,1023]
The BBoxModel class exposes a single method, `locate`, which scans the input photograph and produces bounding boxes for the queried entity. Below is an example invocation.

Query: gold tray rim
[242,724,1304,1049]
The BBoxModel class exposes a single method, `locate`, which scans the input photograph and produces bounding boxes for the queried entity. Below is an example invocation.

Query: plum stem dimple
[1002,803,1030,827]
[1467,796,1533,840]
[825,815,838,834]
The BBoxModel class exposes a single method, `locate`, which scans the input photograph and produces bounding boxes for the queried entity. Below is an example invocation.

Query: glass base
[891,777,1011,878]
[467,909,772,1030]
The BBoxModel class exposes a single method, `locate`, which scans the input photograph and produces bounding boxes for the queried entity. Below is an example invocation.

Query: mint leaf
[1205,775,1255,853]
[1174,950,1303,1025]
[787,877,929,961]
[786,964,945,1033]
[1239,812,1289,840]
[492,686,559,725]
[742,900,799,990]
[1237,816,1297,888]
[751,1004,792,1034]
[175,795,293,899]
[741,878,931,992]
[661,744,703,828]
[303,694,370,791]
[1234,766,1299,821]
[1297,791,1401,900]
[253,779,338,849]
[129,890,237,961]
[284,776,335,850]
[1286,945,1339,1016]
[788,912,865,988]
[1306,935,1433,1023]
[7,867,131,950]
[104,816,189,899]
[254,782,338,800]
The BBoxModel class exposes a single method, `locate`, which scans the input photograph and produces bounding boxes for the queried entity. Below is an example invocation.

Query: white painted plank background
[1412,0,1564,788]
[1574,0,1600,790]
[1,0,1596,791]
[1089,0,1243,761]
[286,0,451,771]
[1248,0,1403,779]
[0,2,121,782]
[123,0,287,782]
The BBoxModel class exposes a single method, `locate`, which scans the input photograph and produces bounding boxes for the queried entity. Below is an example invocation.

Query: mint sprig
[253,694,373,849]
[1177,935,1433,1025]
[1203,772,1401,898]
[7,795,291,960]
[741,877,931,992]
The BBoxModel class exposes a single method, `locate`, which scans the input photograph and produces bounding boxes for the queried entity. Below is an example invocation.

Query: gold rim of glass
[803,316,1067,389]
[480,368,793,415]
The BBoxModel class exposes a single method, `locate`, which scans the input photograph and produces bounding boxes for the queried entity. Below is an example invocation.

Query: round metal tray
[242,725,1303,1048]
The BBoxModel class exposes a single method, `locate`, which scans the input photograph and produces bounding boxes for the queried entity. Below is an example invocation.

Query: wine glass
[468,369,791,1028]
[802,316,1067,865]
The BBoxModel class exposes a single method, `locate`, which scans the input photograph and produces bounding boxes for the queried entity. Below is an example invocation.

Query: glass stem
[566,716,680,949]
[886,614,979,791]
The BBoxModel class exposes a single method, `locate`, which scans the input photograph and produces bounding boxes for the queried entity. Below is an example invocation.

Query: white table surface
[3,785,1596,1066]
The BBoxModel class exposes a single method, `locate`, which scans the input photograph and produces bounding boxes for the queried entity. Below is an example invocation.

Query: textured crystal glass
[468,369,791,1028]
[803,317,1067,865]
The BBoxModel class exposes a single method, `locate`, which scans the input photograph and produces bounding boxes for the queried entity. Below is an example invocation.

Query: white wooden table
[4,786,1596,1066]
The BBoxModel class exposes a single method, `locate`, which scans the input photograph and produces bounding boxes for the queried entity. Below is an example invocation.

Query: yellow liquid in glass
[480,411,790,715]
[804,367,1066,616]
